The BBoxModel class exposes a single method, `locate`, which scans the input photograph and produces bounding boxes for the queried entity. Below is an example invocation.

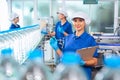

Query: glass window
[0,0,9,31]
[118,1,120,27]
[11,0,118,34]
[64,0,114,33]
[23,1,34,26]
[38,0,50,17]
[37,0,60,29]
[118,1,120,17]
[50,0,60,24]
[12,0,34,27]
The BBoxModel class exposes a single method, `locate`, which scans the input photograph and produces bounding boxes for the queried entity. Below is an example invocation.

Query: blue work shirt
[55,20,73,50]
[55,20,73,39]
[9,23,20,30]
[62,31,98,80]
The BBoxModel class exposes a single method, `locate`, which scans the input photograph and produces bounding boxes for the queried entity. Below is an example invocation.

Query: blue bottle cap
[28,49,43,60]
[104,54,120,68]
[61,51,81,65]
[1,48,13,55]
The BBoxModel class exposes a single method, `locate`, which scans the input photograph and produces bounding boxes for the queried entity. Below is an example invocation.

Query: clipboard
[76,46,98,61]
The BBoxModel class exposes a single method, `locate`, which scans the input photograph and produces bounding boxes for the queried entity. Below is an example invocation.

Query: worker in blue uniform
[9,13,20,30]
[50,11,98,80]
[49,10,73,50]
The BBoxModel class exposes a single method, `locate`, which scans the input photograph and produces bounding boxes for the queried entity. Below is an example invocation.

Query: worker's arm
[49,28,68,36]
[63,32,68,36]
[48,32,55,36]
[49,37,63,57]
[58,27,69,36]
[85,57,98,66]
[56,49,63,57]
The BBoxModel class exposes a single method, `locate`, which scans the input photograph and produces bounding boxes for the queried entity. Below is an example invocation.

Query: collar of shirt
[59,20,68,26]
[73,31,88,40]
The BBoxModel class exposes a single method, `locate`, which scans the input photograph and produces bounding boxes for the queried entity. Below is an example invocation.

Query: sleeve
[55,22,59,32]
[18,24,20,28]
[65,23,73,34]
[68,23,73,34]
[9,24,14,29]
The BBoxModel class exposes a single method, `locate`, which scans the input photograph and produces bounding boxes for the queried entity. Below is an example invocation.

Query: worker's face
[72,18,85,32]
[57,13,66,20]
[13,17,19,23]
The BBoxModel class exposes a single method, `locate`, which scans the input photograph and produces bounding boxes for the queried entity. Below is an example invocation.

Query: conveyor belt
[93,35,120,43]
[97,43,120,51]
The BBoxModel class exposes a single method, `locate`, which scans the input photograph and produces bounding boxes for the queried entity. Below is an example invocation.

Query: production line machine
[93,34,120,52]
[90,34,120,75]
[37,16,58,67]
[93,34,120,66]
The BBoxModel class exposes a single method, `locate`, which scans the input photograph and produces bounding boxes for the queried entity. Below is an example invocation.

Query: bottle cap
[1,48,13,55]
[28,49,43,60]
[104,54,120,68]
[61,51,81,65]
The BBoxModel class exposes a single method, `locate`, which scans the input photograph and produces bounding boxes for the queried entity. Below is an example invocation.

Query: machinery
[93,34,120,68]
[38,16,58,67]
[93,34,120,53]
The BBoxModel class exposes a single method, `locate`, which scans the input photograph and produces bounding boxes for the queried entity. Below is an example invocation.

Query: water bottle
[94,53,120,80]
[20,49,53,80]
[53,52,87,80]
[0,48,20,80]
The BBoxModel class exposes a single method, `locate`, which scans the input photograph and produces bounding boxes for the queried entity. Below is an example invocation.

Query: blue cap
[61,52,81,65]
[104,54,120,68]
[1,48,13,55]
[28,49,43,60]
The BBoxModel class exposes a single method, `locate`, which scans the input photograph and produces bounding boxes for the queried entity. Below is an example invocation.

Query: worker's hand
[58,27,65,34]
[41,29,48,35]
[79,56,85,66]
[60,52,85,66]
[50,37,59,51]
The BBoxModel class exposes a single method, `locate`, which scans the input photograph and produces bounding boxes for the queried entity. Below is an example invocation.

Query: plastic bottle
[0,48,20,80]
[20,49,53,80]
[94,53,120,80]
[53,52,87,80]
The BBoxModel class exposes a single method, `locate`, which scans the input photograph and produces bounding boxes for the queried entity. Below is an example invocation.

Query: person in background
[9,13,20,30]
[50,11,98,80]
[49,10,73,50]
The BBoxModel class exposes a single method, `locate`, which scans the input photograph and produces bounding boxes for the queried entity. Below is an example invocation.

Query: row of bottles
[54,52,88,80]
[0,48,120,80]
[0,48,20,80]
[0,48,52,80]
[0,48,88,80]
[0,25,41,64]
[94,53,120,80]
